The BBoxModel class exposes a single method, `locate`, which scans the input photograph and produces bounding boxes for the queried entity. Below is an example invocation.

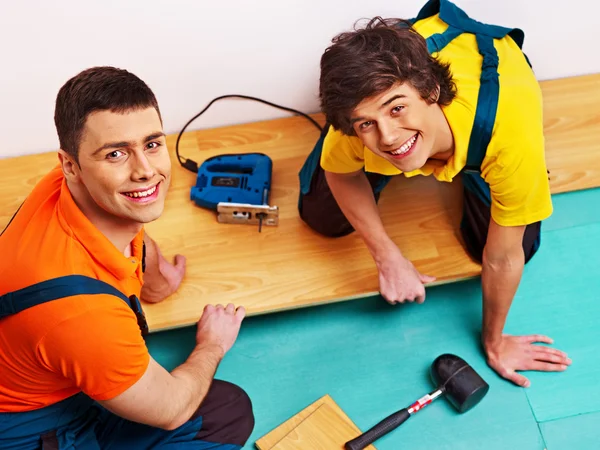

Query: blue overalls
[0,276,240,449]
[298,0,541,257]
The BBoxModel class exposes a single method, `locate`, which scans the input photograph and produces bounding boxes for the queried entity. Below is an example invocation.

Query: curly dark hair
[319,17,456,135]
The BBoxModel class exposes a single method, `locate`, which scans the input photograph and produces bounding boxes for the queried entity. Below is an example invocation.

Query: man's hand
[376,244,436,304]
[196,303,246,356]
[485,334,571,387]
[157,248,187,295]
[101,302,246,431]
[141,236,186,303]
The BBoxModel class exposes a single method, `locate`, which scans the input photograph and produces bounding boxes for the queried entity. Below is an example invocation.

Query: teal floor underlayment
[146,188,600,450]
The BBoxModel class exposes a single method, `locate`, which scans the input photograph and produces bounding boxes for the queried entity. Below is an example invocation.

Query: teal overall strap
[460,33,500,205]
[464,33,500,173]
[0,275,148,335]
[425,25,463,53]
[299,125,329,196]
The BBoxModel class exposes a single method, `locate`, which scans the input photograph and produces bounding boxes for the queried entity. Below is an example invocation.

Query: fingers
[383,291,425,304]
[235,305,246,320]
[520,334,553,345]
[505,371,531,388]
[533,348,572,365]
[529,361,570,372]
[174,254,187,269]
[381,283,426,304]
[415,287,426,304]
[383,293,411,304]
[203,303,245,319]
[419,273,436,284]
[532,351,572,368]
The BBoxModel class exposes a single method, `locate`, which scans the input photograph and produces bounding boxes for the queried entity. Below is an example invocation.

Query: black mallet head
[345,354,490,450]
[430,353,490,413]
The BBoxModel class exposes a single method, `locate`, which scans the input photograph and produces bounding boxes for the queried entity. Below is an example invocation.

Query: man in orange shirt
[0,67,254,449]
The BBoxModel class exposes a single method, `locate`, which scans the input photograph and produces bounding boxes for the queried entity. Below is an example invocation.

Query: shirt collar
[56,177,144,280]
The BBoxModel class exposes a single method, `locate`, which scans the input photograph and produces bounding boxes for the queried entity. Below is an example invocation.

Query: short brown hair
[54,66,161,161]
[320,17,456,135]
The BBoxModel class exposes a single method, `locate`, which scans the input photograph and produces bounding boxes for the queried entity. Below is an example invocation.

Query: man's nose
[379,121,400,148]
[131,152,156,180]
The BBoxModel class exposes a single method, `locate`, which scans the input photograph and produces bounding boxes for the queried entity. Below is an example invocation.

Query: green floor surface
[544,187,600,232]
[506,222,600,423]
[146,189,599,449]
[148,281,545,449]
[539,412,600,449]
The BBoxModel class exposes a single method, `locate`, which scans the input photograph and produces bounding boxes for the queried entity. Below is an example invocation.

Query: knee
[301,213,353,238]
[299,197,354,238]
[219,381,255,445]
[231,384,254,445]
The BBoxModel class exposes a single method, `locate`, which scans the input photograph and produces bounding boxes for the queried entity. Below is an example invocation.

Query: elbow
[161,412,193,431]
[482,245,524,272]
[160,393,209,431]
[161,421,183,432]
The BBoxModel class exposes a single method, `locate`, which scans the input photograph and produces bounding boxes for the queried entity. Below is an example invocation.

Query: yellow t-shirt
[320,14,553,227]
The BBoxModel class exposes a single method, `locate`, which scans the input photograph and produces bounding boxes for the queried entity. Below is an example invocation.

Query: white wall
[1,0,598,158]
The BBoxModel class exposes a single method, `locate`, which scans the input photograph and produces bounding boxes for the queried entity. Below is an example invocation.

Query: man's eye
[146,142,161,150]
[392,105,405,114]
[106,150,124,159]
[359,121,373,130]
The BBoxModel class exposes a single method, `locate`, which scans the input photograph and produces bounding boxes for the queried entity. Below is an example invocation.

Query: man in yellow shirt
[298,0,571,387]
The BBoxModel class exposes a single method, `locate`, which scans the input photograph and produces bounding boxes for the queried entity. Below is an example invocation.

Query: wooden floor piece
[255,394,375,450]
[0,74,599,332]
[541,74,600,194]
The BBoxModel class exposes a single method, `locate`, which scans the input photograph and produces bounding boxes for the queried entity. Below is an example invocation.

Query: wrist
[195,342,225,360]
[368,236,400,263]
[482,334,503,354]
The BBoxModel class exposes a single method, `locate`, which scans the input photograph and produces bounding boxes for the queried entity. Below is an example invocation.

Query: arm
[99,303,244,430]
[141,233,186,303]
[326,170,435,303]
[325,170,393,258]
[481,219,571,387]
[481,220,526,347]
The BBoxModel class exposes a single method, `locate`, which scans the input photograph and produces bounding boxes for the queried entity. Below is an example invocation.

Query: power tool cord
[175,95,324,174]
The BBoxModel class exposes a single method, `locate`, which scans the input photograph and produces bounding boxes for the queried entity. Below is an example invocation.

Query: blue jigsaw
[190,153,279,231]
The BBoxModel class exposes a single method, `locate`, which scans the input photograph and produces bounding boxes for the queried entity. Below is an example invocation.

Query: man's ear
[58,150,81,182]
[429,85,441,103]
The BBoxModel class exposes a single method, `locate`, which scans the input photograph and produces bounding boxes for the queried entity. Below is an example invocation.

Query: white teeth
[390,135,417,155]
[124,185,157,198]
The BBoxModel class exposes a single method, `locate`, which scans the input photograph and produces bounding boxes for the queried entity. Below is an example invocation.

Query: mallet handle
[345,390,443,450]
[345,409,410,450]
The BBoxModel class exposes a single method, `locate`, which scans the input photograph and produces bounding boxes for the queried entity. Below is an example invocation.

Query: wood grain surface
[1,74,598,332]
[255,394,376,450]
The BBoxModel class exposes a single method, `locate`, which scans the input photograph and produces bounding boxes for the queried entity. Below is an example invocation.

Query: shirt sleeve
[484,136,553,227]
[38,296,150,401]
[320,126,366,173]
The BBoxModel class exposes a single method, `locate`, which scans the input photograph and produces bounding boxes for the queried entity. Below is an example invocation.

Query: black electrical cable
[175,95,324,174]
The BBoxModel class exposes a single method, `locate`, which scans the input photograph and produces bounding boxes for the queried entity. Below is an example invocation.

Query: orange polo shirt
[0,166,149,412]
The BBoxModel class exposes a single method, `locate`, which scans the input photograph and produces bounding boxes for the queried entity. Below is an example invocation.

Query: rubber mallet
[345,354,490,450]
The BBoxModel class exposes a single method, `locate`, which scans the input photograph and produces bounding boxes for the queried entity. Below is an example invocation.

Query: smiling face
[61,107,171,231]
[350,81,453,173]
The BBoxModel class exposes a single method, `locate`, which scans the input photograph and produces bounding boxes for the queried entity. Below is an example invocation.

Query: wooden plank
[541,74,600,194]
[255,394,375,450]
[1,74,599,332]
